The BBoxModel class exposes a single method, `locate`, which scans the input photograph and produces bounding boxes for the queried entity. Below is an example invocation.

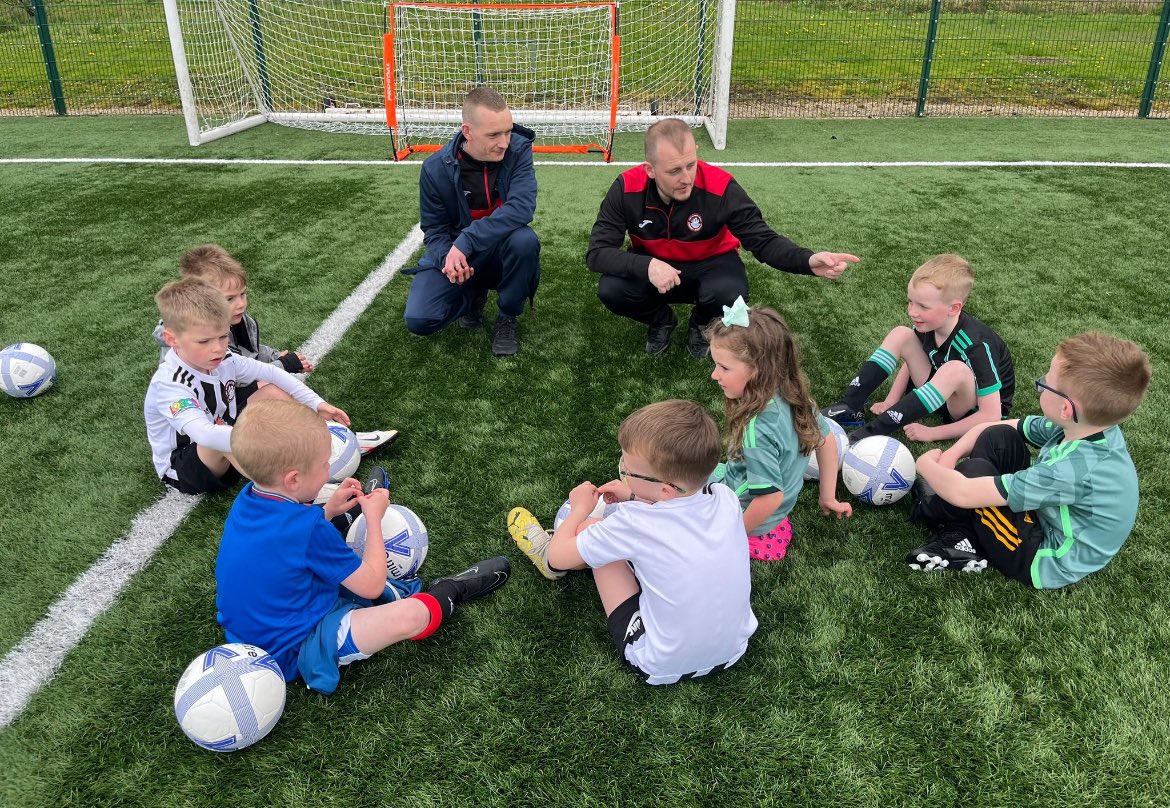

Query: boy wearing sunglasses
[907,332,1151,588]
[506,400,757,685]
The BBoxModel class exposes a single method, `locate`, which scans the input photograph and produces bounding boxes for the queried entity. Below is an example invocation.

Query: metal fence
[733,0,1170,117]
[1,0,1167,118]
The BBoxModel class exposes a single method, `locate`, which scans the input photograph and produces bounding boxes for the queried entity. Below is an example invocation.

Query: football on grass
[174,643,285,752]
[841,435,916,505]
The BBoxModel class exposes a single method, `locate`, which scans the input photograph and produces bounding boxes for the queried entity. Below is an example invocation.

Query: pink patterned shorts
[748,517,793,562]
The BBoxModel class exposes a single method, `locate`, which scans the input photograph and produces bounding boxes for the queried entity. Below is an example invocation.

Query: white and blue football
[553,497,620,530]
[326,421,360,482]
[346,504,429,579]
[0,343,56,398]
[841,435,916,506]
[805,418,849,481]
[174,643,286,752]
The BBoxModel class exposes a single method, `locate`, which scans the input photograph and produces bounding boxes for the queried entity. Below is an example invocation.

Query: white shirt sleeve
[229,355,325,411]
[576,506,642,569]
[151,378,234,454]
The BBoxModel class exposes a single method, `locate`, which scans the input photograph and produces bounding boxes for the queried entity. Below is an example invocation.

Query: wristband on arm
[278,351,305,373]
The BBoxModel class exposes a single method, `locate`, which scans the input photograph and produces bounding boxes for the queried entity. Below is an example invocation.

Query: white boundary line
[1,157,1168,169]
[0,225,424,731]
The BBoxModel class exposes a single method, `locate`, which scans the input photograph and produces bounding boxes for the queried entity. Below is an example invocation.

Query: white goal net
[386,2,618,158]
[162,0,732,152]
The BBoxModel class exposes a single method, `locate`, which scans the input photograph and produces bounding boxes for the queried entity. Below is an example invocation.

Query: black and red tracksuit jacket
[585,160,814,279]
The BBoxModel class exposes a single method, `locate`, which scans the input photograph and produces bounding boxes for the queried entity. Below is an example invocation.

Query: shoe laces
[935,527,975,548]
[495,316,518,339]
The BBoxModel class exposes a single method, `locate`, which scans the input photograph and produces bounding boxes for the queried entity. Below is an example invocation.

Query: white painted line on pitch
[300,223,423,364]
[1,157,1168,169]
[0,224,424,731]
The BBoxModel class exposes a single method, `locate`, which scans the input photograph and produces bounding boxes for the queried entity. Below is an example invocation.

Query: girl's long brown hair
[706,307,821,458]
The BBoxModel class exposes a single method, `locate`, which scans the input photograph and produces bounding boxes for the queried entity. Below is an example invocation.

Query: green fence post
[30,0,66,115]
[247,0,273,111]
[916,0,942,117]
[472,0,486,86]
[1139,0,1170,118]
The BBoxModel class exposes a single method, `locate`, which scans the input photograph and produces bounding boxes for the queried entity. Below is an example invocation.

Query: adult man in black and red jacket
[586,119,859,357]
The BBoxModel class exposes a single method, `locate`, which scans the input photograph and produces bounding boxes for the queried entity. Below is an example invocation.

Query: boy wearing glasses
[506,400,757,685]
[907,332,1151,588]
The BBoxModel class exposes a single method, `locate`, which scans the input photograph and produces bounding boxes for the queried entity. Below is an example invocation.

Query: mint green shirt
[996,416,1139,589]
[711,397,829,536]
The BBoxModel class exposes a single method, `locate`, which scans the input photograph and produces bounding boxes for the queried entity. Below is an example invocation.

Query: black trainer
[686,321,710,359]
[427,556,511,614]
[645,310,677,355]
[364,465,389,495]
[491,314,520,356]
[820,402,865,430]
[459,291,488,329]
[905,528,988,573]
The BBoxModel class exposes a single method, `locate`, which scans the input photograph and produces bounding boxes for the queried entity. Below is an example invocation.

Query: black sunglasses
[618,462,687,494]
[1035,375,1079,423]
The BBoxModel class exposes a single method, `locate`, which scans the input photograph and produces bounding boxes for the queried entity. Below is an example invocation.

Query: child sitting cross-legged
[215,398,510,694]
[821,254,1015,444]
[152,244,397,456]
[508,400,757,686]
[908,332,1151,587]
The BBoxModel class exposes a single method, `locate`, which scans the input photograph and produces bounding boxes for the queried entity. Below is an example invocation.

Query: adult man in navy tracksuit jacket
[403,87,539,356]
[586,118,860,358]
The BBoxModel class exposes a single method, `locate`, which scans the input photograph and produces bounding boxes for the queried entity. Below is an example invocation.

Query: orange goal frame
[384,2,620,161]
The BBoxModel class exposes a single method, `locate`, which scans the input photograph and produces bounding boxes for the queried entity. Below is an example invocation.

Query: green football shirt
[711,397,829,536]
[995,416,1140,589]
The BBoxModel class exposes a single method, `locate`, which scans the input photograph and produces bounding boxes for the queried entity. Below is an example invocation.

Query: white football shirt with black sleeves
[144,349,324,482]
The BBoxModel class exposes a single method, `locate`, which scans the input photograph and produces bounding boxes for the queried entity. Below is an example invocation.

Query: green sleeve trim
[995,475,1011,498]
[976,381,1003,396]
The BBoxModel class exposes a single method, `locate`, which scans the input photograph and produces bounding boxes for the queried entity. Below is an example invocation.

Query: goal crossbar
[384,1,620,160]
[162,0,729,151]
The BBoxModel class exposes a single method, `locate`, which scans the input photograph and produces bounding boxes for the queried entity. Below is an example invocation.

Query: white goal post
[162,0,734,153]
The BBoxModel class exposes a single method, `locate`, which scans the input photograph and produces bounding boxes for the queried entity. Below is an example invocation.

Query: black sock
[841,350,896,412]
[425,579,460,618]
[327,502,363,537]
[851,384,934,441]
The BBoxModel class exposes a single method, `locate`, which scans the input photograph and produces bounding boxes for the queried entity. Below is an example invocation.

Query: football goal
[162,0,735,155]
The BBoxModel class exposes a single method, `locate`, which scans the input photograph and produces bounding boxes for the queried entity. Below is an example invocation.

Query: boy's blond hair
[180,244,248,288]
[231,399,329,487]
[618,400,721,491]
[1057,332,1151,426]
[644,118,695,162]
[910,253,974,304]
[155,278,230,334]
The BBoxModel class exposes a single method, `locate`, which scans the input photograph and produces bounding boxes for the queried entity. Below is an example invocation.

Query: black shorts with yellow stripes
[967,504,1044,585]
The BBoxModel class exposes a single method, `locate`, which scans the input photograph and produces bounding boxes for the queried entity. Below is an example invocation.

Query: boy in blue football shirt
[907,332,1151,588]
[215,399,509,694]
